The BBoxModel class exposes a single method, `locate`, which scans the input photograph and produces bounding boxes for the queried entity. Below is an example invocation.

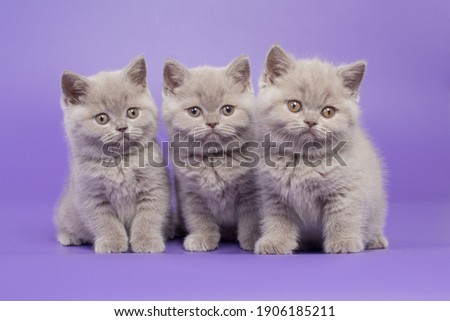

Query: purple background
[0,0,449,300]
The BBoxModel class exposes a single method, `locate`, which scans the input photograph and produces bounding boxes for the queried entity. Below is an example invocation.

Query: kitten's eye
[221,105,235,116]
[188,106,202,117]
[127,107,139,119]
[321,106,336,118]
[95,113,109,125]
[287,100,302,113]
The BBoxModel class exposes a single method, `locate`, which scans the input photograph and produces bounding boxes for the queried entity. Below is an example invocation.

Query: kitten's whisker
[220,125,248,141]
[102,133,122,143]
[188,126,208,136]
[217,127,245,142]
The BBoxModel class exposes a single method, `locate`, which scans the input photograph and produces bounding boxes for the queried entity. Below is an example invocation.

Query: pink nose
[304,120,317,128]
[206,122,218,129]
[116,127,128,132]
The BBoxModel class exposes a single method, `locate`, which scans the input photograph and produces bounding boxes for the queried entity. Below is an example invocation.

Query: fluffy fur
[55,56,171,253]
[255,45,388,254]
[162,56,260,252]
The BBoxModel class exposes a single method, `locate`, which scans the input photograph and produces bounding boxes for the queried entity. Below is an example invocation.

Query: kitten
[55,56,171,253]
[255,45,388,254]
[162,56,260,252]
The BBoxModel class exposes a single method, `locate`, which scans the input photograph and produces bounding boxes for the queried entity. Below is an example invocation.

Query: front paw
[94,236,128,253]
[254,237,296,255]
[183,233,220,252]
[324,237,364,254]
[238,226,259,252]
[57,231,84,246]
[238,233,259,252]
[239,238,256,252]
[131,236,165,253]
[366,235,388,250]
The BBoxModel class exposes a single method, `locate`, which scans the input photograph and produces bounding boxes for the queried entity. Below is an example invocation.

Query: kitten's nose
[304,120,317,128]
[116,126,128,132]
[206,122,218,129]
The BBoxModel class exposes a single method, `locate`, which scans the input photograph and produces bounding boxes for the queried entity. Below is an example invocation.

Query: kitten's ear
[337,61,366,96]
[226,55,251,91]
[263,45,294,85]
[61,71,89,105]
[125,55,147,87]
[163,59,188,95]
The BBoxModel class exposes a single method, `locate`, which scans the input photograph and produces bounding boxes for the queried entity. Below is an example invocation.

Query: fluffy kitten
[162,56,260,252]
[255,45,388,254]
[55,56,171,253]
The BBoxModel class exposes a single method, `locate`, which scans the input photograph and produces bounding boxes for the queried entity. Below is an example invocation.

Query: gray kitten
[55,56,171,253]
[162,56,260,252]
[255,45,388,254]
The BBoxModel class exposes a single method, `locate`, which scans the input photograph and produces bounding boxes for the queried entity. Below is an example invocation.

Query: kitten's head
[61,56,158,157]
[162,56,255,151]
[258,45,366,150]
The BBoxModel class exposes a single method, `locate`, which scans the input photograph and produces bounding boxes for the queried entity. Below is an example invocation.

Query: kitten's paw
[183,233,220,252]
[57,231,84,246]
[239,238,256,252]
[131,237,165,253]
[238,233,259,252]
[254,237,296,255]
[324,237,364,254]
[94,236,128,254]
[366,235,388,250]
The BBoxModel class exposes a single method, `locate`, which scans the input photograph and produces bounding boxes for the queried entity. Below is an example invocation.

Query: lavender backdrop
[0,0,449,300]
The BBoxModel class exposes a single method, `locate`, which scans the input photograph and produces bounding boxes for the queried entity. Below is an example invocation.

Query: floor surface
[1,202,449,300]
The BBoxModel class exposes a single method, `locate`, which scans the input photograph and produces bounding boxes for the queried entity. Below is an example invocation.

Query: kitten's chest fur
[76,157,144,228]
[267,155,347,230]
[276,155,345,194]
[177,156,250,223]
[103,166,138,226]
